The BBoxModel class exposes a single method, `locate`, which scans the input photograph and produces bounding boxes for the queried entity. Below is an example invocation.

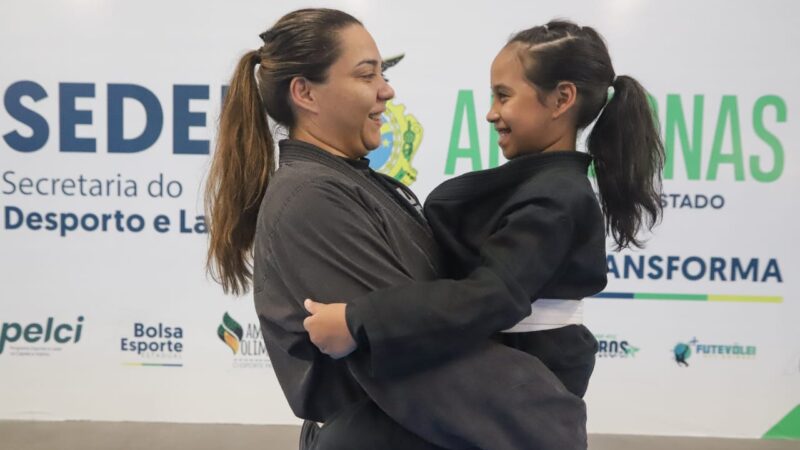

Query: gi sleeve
[347,193,580,377]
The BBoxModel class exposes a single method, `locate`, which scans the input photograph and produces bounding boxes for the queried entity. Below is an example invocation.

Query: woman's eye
[361,72,389,82]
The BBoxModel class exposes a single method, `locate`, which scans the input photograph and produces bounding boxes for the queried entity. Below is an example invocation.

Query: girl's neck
[514,131,577,159]
[542,129,577,153]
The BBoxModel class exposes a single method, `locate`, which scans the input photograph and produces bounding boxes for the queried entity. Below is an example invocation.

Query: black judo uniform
[347,148,607,397]
[253,140,606,450]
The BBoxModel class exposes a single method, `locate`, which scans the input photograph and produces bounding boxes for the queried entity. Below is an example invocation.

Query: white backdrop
[1,0,798,441]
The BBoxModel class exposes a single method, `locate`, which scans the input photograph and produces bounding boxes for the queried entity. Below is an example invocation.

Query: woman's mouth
[368,111,383,126]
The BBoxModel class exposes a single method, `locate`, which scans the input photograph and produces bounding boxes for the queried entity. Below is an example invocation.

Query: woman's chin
[362,134,382,151]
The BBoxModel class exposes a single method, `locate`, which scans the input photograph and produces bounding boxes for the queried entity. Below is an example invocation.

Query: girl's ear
[551,81,577,119]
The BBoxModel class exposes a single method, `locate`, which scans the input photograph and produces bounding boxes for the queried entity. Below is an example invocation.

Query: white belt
[501,299,583,333]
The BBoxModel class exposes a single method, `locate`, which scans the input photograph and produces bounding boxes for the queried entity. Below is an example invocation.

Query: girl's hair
[509,20,664,249]
[205,8,361,295]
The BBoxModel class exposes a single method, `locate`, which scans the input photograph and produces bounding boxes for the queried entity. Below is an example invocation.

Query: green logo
[368,100,424,186]
[217,313,243,355]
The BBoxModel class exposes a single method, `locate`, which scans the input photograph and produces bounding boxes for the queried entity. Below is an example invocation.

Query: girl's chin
[501,145,516,159]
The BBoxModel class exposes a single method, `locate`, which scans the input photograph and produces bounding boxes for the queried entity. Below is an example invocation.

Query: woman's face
[311,25,395,157]
[486,44,555,159]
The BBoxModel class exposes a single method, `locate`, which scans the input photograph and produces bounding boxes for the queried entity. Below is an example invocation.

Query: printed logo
[121,322,184,367]
[369,100,423,186]
[595,334,640,358]
[0,316,84,357]
[217,312,270,369]
[218,312,243,354]
[674,342,692,367]
[673,337,757,367]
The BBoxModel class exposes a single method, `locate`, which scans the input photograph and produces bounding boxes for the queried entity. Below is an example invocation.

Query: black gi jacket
[347,150,608,376]
[254,140,595,450]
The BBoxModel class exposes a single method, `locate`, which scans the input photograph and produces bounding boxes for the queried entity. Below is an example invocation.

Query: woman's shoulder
[257,162,375,232]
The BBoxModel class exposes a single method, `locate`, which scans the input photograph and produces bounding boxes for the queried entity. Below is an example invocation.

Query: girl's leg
[494,324,598,398]
[348,341,588,450]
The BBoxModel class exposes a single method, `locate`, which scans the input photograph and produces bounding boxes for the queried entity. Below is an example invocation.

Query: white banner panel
[1,0,798,440]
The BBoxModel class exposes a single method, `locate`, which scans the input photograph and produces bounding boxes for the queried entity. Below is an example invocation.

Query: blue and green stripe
[593,292,782,303]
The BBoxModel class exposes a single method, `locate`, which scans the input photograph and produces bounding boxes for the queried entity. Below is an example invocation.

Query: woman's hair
[509,20,664,249]
[205,8,361,295]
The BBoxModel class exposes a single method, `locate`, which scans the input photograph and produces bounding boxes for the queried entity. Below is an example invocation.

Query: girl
[304,19,665,448]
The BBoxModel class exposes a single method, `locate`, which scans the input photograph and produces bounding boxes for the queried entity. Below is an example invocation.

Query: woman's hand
[303,299,357,359]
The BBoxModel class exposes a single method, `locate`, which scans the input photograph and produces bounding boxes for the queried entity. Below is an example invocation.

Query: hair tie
[259,29,276,43]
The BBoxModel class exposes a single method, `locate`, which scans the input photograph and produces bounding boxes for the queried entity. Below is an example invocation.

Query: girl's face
[310,24,395,157]
[487,44,559,159]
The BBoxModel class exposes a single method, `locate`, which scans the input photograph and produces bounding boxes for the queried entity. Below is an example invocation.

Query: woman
[206,8,585,450]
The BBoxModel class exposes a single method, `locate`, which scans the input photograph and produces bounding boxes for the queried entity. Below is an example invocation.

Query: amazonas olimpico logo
[368,55,423,186]
[217,312,270,369]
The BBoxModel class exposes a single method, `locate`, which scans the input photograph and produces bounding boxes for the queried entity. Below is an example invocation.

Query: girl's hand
[303,299,357,359]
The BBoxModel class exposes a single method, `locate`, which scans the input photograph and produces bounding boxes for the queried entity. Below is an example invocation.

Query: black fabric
[348,150,608,376]
[492,324,598,398]
[254,141,593,450]
[311,398,447,450]
[254,140,441,424]
[342,155,427,225]
[299,420,321,450]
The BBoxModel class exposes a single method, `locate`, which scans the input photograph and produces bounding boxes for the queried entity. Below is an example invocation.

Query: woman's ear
[289,77,319,115]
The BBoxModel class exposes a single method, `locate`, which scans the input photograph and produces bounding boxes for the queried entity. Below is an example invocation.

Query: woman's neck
[290,127,360,159]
